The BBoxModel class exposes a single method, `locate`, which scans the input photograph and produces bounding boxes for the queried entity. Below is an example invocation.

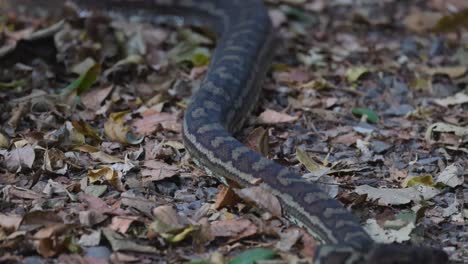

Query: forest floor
[0,0,466,263]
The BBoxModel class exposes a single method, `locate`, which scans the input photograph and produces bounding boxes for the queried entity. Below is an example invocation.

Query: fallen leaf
[434,92,468,107]
[141,160,178,182]
[80,85,114,111]
[214,186,240,210]
[433,8,468,32]
[43,148,68,175]
[365,219,415,243]
[210,219,256,238]
[245,127,269,156]
[228,248,277,264]
[78,230,101,247]
[275,228,302,252]
[346,66,369,83]
[63,62,101,96]
[257,109,299,124]
[3,144,35,172]
[404,11,442,32]
[0,214,22,232]
[352,108,379,123]
[79,210,108,226]
[404,175,435,187]
[90,151,124,164]
[425,122,468,142]
[421,65,467,78]
[168,42,211,67]
[109,216,139,234]
[104,111,143,145]
[103,228,156,253]
[133,111,180,135]
[355,185,440,206]
[84,185,108,197]
[0,133,8,148]
[235,185,282,218]
[435,164,463,187]
[3,185,44,200]
[151,206,187,231]
[34,223,74,239]
[72,121,102,141]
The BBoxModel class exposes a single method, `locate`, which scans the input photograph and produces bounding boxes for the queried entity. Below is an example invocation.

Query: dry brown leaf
[43,148,68,175]
[209,219,255,237]
[276,228,302,252]
[152,206,187,229]
[35,238,60,257]
[132,110,180,135]
[0,214,22,232]
[81,85,114,110]
[3,185,44,200]
[434,92,468,107]
[90,151,124,164]
[79,210,108,226]
[4,144,35,172]
[214,186,240,210]
[331,132,360,146]
[235,185,282,218]
[404,11,442,32]
[79,193,112,213]
[257,109,299,124]
[141,160,178,182]
[33,223,72,239]
[274,68,310,84]
[109,216,139,234]
[104,111,131,144]
[245,127,269,156]
[421,65,467,78]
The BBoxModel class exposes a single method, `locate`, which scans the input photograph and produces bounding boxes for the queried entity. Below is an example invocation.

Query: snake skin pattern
[6,0,449,263]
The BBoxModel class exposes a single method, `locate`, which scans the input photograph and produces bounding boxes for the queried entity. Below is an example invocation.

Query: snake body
[7,0,448,263]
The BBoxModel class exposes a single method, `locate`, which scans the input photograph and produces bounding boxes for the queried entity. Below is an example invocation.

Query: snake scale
[5,0,449,263]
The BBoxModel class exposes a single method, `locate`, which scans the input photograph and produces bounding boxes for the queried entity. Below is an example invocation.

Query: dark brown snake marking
[4,0,448,263]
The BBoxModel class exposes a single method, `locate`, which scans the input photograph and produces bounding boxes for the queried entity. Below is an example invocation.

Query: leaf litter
[0,0,466,263]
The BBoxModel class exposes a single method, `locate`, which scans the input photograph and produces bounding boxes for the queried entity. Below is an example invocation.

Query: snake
[4,0,449,263]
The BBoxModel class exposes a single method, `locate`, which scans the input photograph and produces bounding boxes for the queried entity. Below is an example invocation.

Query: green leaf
[84,185,107,197]
[169,42,211,67]
[63,63,100,95]
[0,79,27,90]
[405,175,434,187]
[64,236,82,254]
[352,108,379,123]
[228,248,277,264]
[280,5,316,25]
[346,66,369,83]
[296,148,321,172]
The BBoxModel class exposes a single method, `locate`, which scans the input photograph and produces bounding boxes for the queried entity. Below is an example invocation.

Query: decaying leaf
[235,185,282,218]
[434,92,468,107]
[104,111,143,145]
[425,122,468,142]
[365,219,415,243]
[132,111,180,135]
[228,248,277,264]
[103,228,156,253]
[346,66,369,83]
[257,109,299,124]
[355,185,440,206]
[435,164,463,188]
[141,160,179,182]
[3,144,35,172]
[246,127,269,156]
